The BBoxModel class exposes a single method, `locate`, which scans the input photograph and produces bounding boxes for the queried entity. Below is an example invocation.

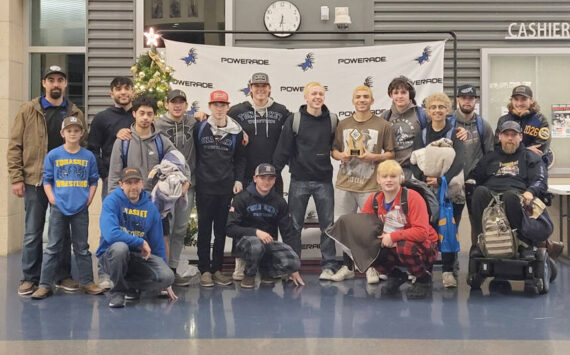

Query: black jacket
[273,105,335,182]
[88,106,134,179]
[469,143,547,198]
[227,183,300,256]
[228,100,290,182]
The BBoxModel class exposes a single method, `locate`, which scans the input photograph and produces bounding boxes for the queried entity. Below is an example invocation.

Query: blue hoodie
[96,186,166,262]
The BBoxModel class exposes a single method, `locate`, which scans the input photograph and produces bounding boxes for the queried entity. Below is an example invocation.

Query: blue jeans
[288,179,338,271]
[98,242,174,294]
[39,205,93,287]
[22,184,71,283]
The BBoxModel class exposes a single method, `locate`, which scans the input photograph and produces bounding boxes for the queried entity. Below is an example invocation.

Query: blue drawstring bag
[438,177,460,253]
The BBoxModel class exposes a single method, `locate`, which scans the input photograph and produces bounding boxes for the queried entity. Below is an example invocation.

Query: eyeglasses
[428,105,448,110]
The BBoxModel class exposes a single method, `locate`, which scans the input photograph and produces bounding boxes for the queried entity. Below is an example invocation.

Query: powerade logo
[414,46,431,65]
[187,101,200,115]
[338,109,385,118]
[181,48,198,66]
[298,53,315,71]
[337,56,386,64]
[280,85,328,93]
[364,76,373,88]
[220,57,269,65]
[172,78,213,88]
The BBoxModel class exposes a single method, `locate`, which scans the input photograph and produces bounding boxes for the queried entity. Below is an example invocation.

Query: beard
[48,89,62,100]
[459,105,474,115]
[501,141,519,154]
[113,96,130,106]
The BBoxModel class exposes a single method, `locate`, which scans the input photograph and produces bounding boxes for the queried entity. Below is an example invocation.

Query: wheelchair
[467,246,558,295]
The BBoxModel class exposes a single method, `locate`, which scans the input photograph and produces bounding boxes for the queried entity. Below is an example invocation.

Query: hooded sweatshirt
[495,110,551,154]
[228,98,290,181]
[451,109,494,176]
[273,105,335,182]
[88,106,134,179]
[154,112,197,186]
[193,115,246,195]
[380,102,423,167]
[107,123,175,194]
[96,187,166,262]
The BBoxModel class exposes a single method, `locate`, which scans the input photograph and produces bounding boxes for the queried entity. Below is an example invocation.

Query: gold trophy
[348,129,364,156]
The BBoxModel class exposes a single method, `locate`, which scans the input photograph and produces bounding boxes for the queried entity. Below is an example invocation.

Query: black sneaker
[381,269,408,295]
[125,289,140,300]
[406,274,432,299]
[109,292,126,308]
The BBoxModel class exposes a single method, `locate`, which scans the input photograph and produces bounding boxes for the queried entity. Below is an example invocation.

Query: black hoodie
[273,105,335,182]
[88,106,134,179]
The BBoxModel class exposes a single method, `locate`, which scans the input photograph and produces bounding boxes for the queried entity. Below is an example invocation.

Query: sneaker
[125,289,140,300]
[381,269,408,295]
[366,267,380,284]
[319,269,335,281]
[442,272,457,288]
[56,278,80,293]
[174,273,191,287]
[18,281,36,296]
[233,258,246,281]
[82,283,105,295]
[213,271,232,286]
[260,275,281,284]
[241,275,256,289]
[31,286,52,300]
[98,278,114,291]
[108,293,126,308]
[330,266,355,282]
[200,272,214,287]
[406,275,432,299]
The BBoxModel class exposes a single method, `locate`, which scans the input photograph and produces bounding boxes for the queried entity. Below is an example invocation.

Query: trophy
[348,129,364,156]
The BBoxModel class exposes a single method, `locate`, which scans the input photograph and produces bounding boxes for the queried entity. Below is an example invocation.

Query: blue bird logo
[240,86,251,96]
[187,101,199,115]
[364,76,373,88]
[414,47,431,65]
[298,53,315,71]
[181,48,198,66]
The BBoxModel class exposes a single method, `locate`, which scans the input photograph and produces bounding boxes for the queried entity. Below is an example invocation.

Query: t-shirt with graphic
[333,114,395,193]
[43,146,99,216]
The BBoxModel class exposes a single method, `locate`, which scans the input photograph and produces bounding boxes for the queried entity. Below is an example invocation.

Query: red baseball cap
[209,90,230,104]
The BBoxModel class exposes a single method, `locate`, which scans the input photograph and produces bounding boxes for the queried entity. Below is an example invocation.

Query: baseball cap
[499,121,522,134]
[250,72,270,85]
[43,65,67,80]
[511,85,533,98]
[120,167,143,182]
[456,85,478,97]
[61,116,83,131]
[208,90,230,104]
[255,163,276,176]
[167,89,187,102]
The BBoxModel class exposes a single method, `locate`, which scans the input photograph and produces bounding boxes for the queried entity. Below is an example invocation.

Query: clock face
[264,1,301,38]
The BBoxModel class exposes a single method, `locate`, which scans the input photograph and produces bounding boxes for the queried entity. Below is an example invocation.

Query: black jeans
[196,190,232,273]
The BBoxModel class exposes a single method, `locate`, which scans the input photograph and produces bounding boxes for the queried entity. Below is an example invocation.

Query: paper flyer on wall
[552,104,570,138]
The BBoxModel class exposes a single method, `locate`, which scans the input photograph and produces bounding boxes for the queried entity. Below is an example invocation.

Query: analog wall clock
[264,1,301,38]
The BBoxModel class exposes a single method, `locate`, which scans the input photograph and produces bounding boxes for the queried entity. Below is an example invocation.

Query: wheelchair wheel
[549,257,558,283]
[536,249,550,295]
[467,273,485,289]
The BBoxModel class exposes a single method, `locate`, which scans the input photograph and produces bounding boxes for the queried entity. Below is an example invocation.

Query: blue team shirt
[43,146,99,216]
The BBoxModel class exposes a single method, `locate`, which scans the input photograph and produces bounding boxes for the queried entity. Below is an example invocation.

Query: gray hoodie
[380,102,423,168]
[107,123,176,194]
[451,109,494,176]
[154,112,197,186]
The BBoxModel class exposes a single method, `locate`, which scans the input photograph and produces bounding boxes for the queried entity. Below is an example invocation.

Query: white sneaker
[366,267,380,284]
[442,271,457,288]
[330,266,355,282]
[98,278,114,291]
[319,269,335,281]
[233,258,245,281]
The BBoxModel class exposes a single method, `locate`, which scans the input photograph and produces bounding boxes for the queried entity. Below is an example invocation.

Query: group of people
[8,64,559,306]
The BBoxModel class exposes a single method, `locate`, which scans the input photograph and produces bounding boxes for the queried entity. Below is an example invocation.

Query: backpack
[372,179,439,230]
[292,111,338,135]
[197,120,237,150]
[420,120,454,146]
[448,114,486,153]
[477,194,518,258]
[384,106,427,130]
[121,136,164,168]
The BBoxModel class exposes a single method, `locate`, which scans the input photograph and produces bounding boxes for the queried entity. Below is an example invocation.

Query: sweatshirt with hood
[379,102,423,168]
[273,105,336,182]
[107,123,176,194]
[451,109,494,176]
[193,116,246,195]
[154,112,197,186]
[495,110,551,154]
[96,187,166,262]
[228,97,290,181]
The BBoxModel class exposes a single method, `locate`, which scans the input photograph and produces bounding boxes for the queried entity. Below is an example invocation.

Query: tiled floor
[1,253,570,355]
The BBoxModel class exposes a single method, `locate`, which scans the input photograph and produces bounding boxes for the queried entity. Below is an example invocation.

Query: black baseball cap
[43,65,67,80]
[499,121,522,134]
[254,163,276,176]
[167,89,187,102]
[120,167,143,182]
[456,85,478,98]
[511,85,533,98]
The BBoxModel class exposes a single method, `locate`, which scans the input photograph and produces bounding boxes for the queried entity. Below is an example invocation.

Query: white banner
[164,39,445,118]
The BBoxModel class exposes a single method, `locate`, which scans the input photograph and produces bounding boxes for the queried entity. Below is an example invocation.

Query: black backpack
[372,179,439,229]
